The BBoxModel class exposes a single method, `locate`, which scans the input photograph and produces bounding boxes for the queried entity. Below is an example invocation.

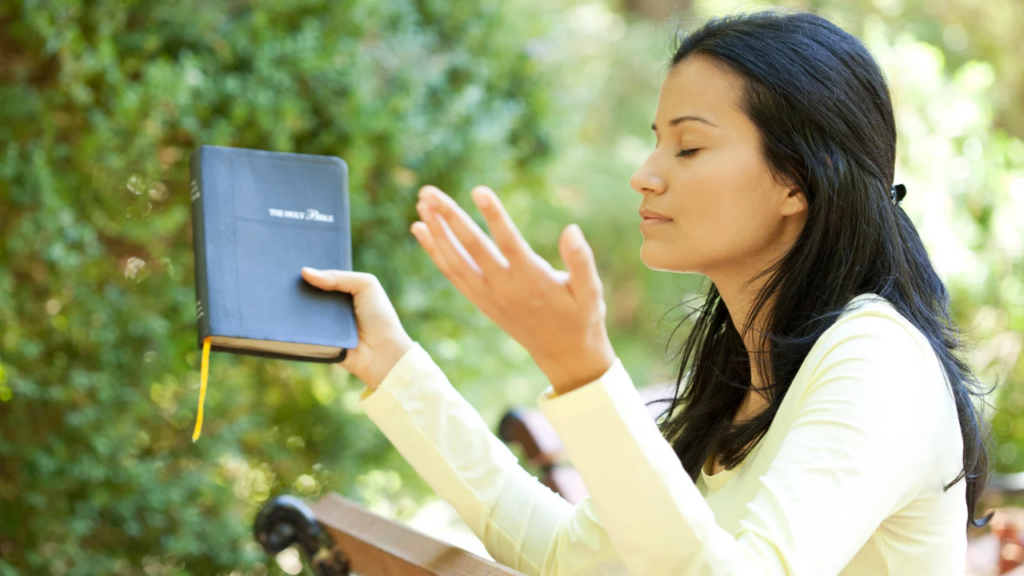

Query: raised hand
[411,184,616,395]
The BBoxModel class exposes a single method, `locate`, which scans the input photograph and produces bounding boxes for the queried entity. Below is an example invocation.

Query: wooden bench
[254,493,526,576]
[496,381,676,503]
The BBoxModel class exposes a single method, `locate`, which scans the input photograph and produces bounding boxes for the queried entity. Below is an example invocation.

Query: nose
[630,156,666,196]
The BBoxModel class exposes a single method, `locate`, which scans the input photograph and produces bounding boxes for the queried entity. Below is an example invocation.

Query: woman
[301,8,993,575]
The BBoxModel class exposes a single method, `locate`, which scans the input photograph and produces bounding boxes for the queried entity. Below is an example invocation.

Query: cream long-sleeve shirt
[358,293,968,575]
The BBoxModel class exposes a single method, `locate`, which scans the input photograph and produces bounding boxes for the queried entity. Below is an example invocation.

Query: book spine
[190,149,213,348]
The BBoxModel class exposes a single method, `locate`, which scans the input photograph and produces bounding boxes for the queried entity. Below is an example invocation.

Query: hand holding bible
[300,268,414,390]
[412,184,616,395]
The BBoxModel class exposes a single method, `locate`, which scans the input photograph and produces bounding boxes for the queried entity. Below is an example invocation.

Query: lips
[639,208,673,221]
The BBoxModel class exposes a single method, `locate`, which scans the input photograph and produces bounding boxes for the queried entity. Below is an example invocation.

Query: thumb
[559,224,602,307]
[301,267,378,295]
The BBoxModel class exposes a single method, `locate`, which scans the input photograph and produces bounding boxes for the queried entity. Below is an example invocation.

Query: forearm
[360,342,616,575]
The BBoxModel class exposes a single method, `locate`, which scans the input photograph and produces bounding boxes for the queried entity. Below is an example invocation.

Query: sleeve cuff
[536,357,633,422]
[359,341,430,417]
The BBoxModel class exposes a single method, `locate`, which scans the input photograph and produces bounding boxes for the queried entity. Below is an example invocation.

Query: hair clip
[890,183,907,205]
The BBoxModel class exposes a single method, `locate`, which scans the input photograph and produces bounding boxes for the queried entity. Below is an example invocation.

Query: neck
[705,216,803,391]
[709,267,775,393]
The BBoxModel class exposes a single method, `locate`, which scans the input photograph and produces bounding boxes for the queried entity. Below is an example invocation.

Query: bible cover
[189,145,358,363]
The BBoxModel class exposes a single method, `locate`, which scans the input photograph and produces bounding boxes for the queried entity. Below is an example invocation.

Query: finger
[466,185,534,264]
[416,199,482,275]
[409,220,450,275]
[419,185,509,274]
[414,201,487,291]
[411,220,504,321]
[558,224,602,307]
[301,267,378,293]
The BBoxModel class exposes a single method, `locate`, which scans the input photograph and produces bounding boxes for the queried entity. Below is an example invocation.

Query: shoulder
[794,293,947,409]
[804,293,934,376]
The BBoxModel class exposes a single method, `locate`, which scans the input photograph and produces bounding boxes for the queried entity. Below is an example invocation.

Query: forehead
[655,55,747,130]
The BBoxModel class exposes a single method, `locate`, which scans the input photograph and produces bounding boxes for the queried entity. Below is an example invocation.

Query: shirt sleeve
[359,342,627,576]
[535,311,940,576]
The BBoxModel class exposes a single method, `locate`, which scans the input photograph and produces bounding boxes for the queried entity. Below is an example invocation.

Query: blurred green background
[1,0,1022,574]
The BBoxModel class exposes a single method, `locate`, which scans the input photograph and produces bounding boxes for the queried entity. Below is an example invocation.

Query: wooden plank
[309,493,526,576]
[498,408,565,465]
[499,382,675,467]
[542,465,589,504]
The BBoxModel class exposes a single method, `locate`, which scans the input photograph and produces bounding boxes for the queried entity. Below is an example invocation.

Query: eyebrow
[651,115,718,131]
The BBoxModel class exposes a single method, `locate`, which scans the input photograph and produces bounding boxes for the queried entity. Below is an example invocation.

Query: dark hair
[653,8,995,529]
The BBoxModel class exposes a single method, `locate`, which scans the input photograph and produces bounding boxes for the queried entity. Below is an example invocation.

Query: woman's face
[630,55,807,278]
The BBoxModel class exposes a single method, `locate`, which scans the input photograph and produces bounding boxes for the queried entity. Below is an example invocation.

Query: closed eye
[676,148,699,158]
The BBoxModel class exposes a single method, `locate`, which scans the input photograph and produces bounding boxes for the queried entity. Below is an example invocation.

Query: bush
[0,0,573,573]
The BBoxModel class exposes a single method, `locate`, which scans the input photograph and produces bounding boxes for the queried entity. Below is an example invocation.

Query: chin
[640,244,703,274]
[640,246,680,272]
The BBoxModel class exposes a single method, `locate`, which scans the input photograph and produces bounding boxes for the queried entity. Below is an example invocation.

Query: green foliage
[0,0,576,573]
[2,0,1022,572]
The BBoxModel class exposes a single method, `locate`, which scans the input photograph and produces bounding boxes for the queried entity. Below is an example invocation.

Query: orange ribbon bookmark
[192,336,212,441]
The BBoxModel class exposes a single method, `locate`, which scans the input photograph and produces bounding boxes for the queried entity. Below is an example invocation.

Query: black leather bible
[189,145,358,363]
